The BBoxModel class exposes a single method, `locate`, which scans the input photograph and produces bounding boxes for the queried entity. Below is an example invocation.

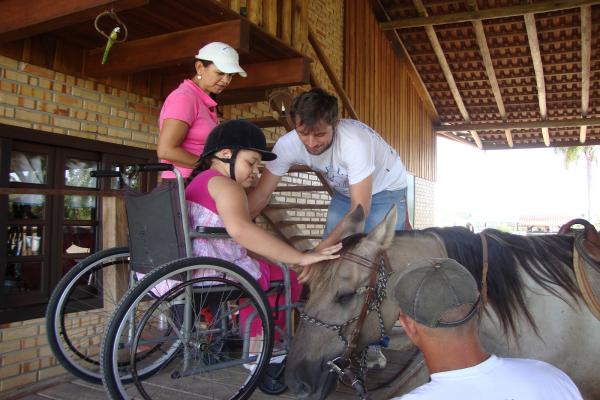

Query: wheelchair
[46,164,296,399]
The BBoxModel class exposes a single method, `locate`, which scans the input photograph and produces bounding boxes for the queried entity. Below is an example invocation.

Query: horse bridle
[298,249,393,400]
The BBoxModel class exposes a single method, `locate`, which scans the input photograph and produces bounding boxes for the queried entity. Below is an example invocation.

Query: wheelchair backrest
[125,180,187,273]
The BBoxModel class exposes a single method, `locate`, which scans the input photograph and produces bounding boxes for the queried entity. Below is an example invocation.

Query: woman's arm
[157,119,199,168]
[210,176,340,265]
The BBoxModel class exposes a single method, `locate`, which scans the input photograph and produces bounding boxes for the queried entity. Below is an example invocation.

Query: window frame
[0,124,157,322]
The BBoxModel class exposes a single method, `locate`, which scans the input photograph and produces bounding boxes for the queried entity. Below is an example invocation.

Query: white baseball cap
[195,42,247,77]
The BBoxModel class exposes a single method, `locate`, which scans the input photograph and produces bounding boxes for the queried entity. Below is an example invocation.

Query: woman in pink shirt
[157,42,246,179]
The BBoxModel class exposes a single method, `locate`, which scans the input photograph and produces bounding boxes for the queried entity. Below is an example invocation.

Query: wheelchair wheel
[46,247,132,383]
[102,257,274,400]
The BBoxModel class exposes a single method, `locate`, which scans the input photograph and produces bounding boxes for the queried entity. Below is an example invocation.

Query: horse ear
[340,205,366,237]
[366,205,397,248]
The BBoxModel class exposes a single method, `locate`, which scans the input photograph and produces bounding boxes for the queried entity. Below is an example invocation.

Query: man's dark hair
[289,88,338,129]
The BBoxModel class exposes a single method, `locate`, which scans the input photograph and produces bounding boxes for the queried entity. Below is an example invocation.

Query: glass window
[63,226,95,255]
[110,164,141,190]
[4,262,42,293]
[7,225,43,256]
[8,194,45,219]
[64,195,96,220]
[9,151,47,184]
[65,158,98,188]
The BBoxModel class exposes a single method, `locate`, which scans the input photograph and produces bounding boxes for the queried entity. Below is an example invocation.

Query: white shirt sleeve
[265,132,301,177]
[343,123,376,185]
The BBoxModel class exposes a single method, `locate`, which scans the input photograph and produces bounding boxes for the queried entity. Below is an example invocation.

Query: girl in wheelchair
[185,119,341,360]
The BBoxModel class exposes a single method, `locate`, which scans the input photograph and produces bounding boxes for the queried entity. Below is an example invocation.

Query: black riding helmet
[200,120,277,181]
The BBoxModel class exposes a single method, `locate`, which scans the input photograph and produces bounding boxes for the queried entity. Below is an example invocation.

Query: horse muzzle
[285,357,339,400]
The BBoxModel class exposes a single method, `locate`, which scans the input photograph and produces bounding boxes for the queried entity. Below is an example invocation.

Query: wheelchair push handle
[91,163,173,178]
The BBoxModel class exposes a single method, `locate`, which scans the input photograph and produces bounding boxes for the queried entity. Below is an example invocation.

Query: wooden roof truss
[377,0,600,149]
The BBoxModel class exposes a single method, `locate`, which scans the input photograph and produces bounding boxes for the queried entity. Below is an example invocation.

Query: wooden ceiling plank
[0,0,148,43]
[524,13,550,146]
[435,117,600,131]
[380,0,600,30]
[370,0,439,121]
[85,20,249,77]
[580,5,591,143]
[412,0,479,148]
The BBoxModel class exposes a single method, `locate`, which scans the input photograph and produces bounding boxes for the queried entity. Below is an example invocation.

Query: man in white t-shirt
[393,258,583,400]
[249,88,408,251]
[249,89,408,369]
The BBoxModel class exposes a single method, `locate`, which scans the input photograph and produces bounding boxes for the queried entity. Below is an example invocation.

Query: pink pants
[239,260,301,341]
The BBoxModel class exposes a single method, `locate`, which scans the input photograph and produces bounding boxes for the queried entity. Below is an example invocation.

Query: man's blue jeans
[322,188,407,238]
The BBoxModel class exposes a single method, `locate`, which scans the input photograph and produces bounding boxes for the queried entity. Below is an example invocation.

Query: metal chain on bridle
[298,250,392,399]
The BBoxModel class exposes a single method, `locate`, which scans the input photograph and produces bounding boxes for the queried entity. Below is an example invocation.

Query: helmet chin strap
[214,148,239,181]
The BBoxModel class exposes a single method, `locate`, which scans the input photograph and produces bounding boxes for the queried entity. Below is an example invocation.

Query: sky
[434,137,600,228]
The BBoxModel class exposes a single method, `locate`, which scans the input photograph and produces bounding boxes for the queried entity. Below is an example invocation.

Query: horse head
[286,205,403,400]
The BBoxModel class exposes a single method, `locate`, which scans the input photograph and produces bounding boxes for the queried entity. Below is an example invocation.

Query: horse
[285,206,600,400]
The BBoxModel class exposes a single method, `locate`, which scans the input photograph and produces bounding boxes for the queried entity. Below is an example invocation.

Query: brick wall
[414,177,435,229]
[0,56,160,148]
[0,317,64,392]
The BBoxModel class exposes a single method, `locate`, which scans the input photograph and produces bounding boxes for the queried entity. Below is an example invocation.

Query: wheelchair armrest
[191,226,231,238]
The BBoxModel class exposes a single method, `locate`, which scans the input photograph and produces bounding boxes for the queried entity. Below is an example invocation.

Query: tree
[555,146,598,220]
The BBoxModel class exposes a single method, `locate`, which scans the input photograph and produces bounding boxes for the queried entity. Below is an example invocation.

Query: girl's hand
[296,243,342,283]
[297,243,342,266]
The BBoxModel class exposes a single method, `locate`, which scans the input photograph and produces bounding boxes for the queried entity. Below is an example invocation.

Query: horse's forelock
[307,233,369,292]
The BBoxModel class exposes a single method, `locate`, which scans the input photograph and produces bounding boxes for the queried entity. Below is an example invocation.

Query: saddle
[559,219,600,320]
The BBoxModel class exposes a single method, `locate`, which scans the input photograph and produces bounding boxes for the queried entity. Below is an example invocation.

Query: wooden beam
[504,129,514,148]
[412,0,480,148]
[85,20,250,77]
[160,58,308,100]
[524,13,550,146]
[0,0,148,43]
[227,57,310,90]
[380,0,600,30]
[308,28,358,120]
[247,116,287,128]
[483,137,600,150]
[435,117,600,132]
[470,6,512,147]
[580,5,591,143]
[217,89,267,105]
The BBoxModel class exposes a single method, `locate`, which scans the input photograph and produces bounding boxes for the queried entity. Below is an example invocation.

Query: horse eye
[336,292,355,305]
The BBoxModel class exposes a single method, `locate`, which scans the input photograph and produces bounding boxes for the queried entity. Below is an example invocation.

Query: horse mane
[420,227,580,336]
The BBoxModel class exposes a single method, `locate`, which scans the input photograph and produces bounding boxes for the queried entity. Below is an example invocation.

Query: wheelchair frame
[45,163,297,399]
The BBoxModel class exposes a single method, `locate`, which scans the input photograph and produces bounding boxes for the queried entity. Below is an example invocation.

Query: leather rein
[298,249,393,400]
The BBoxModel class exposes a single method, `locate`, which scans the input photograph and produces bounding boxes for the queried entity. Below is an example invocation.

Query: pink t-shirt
[159,79,218,178]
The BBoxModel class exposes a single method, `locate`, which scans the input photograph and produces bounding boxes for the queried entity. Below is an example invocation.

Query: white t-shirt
[395,355,582,400]
[266,119,407,196]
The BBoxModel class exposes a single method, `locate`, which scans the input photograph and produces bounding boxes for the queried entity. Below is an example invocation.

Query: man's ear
[398,312,419,343]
